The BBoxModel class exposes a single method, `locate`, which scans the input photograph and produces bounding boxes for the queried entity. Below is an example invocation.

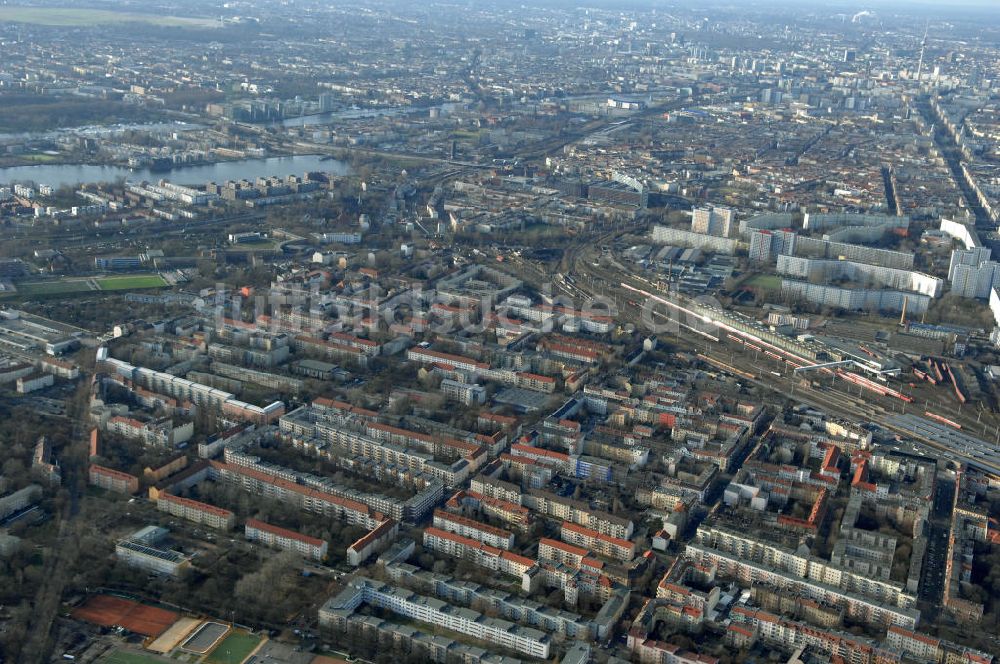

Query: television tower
[915,24,928,83]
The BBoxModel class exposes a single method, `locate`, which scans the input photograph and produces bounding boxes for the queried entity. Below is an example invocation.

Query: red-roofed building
[209,461,381,529]
[433,509,515,550]
[538,537,594,568]
[511,443,571,470]
[407,347,490,373]
[293,335,370,367]
[447,490,531,530]
[157,492,235,530]
[561,521,636,562]
[516,371,558,393]
[89,464,139,495]
[347,518,399,567]
[328,332,381,356]
[245,518,328,561]
[423,526,533,579]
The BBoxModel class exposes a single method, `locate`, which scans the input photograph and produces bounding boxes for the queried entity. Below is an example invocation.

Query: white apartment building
[691,206,735,238]
[948,246,999,298]
[115,539,191,576]
[748,229,797,263]
[651,226,738,255]
[321,578,550,659]
[440,378,487,405]
[777,255,943,297]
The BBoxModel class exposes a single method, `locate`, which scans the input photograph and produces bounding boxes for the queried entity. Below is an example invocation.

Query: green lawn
[744,274,783,290]
[0,7,218,27]
[100,650,169,664]
[204,632,262,664]
[10,274,168,298]
[14,280,94,296]
[96,275,169,291]
[21,153,61,163]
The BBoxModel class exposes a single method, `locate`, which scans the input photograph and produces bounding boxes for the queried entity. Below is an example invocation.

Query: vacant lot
[0,7,217,27]
[96,275,169,291]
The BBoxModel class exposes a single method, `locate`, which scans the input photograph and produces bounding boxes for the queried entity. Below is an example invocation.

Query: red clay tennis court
[72,595,179,637]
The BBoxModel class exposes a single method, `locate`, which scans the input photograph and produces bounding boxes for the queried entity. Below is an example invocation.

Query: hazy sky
[563,0,1000,9]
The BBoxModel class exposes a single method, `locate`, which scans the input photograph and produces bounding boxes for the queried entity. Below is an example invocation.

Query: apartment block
[385,561,600,640]
[0,484,42,520]
[440,378,487,405]
[777,254,943,297]
[115,532,190,577]
[729,606,898,664]
[780,280,929,315]
[524,488,634,540]
[89,464,139,495]
[347,518,399,566]
[156,492,235,530]
[560,521,636,562]
[211,460,380,525]
[686,539,919,629]
[423,527,535,580]
[107,415,194,448]
[651,226,737,255]
[445,490,532,530]
[320,577,550,659]
[690,206,735,238]
[245,518,328,561]
[748,229,797,263]
[432,509,515,550]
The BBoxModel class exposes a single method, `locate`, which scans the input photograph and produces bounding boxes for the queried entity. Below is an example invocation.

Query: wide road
[916,97,990,226]
[21,421,88,662]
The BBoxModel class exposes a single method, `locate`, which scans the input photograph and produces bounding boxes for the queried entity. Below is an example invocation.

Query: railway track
[535,238,1000,475]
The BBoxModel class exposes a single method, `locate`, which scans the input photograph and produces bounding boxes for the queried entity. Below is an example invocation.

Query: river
[0,154,350,189]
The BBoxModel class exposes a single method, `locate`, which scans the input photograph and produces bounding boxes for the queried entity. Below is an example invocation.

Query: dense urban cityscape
[1,1,1000,663]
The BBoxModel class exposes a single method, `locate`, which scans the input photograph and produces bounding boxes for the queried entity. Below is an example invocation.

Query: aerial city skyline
[0,1,999,664]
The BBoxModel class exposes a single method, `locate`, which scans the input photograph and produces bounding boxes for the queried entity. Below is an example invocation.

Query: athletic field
[100,651,170,664]
[12,274,168,297]
[205,631,262,664]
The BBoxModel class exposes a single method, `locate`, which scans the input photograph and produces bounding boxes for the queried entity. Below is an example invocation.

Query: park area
[72,595,179,638]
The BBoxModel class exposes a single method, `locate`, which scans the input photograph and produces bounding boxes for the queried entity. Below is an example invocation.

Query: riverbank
[0,153,350,189]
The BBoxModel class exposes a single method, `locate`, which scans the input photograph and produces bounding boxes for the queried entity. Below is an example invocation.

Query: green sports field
[10,274,168,298]
[0,7,218,28]
[744,274,783,290]
[204,632,262,664]
[100,650,169,664]
[96,275,169,291]
[14,280,94,296]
